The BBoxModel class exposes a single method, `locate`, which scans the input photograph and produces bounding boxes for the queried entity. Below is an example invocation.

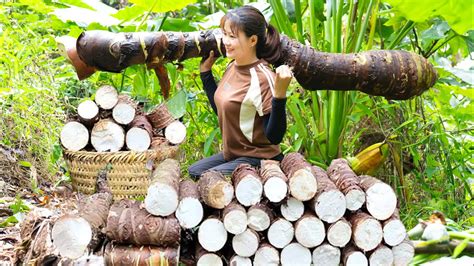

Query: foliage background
[0,0,472,236]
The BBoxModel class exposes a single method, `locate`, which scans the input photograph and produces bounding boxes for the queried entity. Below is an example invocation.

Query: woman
[188,5,293,178]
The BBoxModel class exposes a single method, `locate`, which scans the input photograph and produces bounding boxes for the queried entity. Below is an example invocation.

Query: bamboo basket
[64,146,179,200]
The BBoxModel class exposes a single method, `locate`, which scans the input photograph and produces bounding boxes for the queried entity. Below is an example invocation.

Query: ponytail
[257,24,281,64]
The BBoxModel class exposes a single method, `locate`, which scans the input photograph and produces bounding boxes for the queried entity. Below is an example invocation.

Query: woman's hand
[200,50,217,72]
[274,65,293,99]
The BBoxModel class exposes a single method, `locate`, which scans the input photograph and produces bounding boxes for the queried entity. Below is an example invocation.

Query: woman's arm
[200,70,218,114]
[200,50,218,114]
[263,65,293,144]
[263,97,287,144]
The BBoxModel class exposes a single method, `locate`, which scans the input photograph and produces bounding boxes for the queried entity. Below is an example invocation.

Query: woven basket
[64,146,179,200]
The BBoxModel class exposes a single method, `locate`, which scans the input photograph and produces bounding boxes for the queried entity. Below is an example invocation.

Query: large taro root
[58,29,437,100]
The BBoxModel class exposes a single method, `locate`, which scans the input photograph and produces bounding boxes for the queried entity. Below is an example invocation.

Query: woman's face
[222,20,256,62]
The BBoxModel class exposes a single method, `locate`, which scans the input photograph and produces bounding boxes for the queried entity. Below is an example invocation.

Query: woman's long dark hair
[220,6,281,64]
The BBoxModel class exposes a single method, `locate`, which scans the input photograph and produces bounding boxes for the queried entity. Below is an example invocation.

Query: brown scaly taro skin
[72,29,437,100]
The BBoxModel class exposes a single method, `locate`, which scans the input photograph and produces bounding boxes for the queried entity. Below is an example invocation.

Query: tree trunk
[60,121,89,151]
[112,94,137,125]
[294,213,325,248]
[247,203,274,232]
[106,199,181,246]
[359,175,397,220]
[260,160,288,203]
[280,242,312,266]
[253,243,280,266]
[95,85,118,110]
[77,99,99,126]
[327,218,352,248]
[144,158,180,216]
[69,30,437,100]
[222,201,248,235]
[349,212,383,252]
[310,166,346,223]
[198,170,234,209]
[327,158,365,211]
[232,228,260,257]
[267,218,294,249]
[342,245,368,266]
[198,217,228,252]
[281,153,317,201]
[90,119,125,152]
[175,179,203,229]
[232,164,263,206]
[165,120,187,145]
[312,243,341,266]
[280,197,304,222]
[104,243,179,266]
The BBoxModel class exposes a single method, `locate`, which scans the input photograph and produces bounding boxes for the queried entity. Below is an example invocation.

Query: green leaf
[310,0,325,23]
[10,197,30,214]
[18,160,32,168]
[51,1,119,27]
[51,143,62,164]
[86,22,108,30]
[132,67,148,100]
[195,11,225,29]
[166,89,187,119]
[129,0,197,13]
[269,0,296,39]
[282,0,296,23]
[384,0,474,34]
[204,128,220,156]
[421,19,450,41]
[18,0,54,14]
[0,215,18,228]
[293,137,304,151]
[452,238,470,258]
[462,31,474,53]
[112,5,146,21]
[161,17,196,31]
[452,87,474,99]
[439,65,474,85]
[59,0,94,10]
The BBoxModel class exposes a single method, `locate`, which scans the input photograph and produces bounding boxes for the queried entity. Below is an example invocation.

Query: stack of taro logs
[59,85,186,152]
[40,153,412,265]
[49,159,197,265]
[193,153,413,266]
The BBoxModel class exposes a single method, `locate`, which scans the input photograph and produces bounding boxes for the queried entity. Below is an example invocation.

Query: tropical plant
[268,0,473,229]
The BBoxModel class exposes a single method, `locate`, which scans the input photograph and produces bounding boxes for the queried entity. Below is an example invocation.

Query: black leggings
[188,152,283,178]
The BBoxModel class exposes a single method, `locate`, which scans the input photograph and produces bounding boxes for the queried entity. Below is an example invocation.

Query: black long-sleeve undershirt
[200,71,218,114]
[200,70,287,144]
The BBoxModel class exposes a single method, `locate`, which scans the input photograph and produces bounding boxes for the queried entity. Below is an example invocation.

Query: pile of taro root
[15,152,412,266]
[60,84,186,153]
